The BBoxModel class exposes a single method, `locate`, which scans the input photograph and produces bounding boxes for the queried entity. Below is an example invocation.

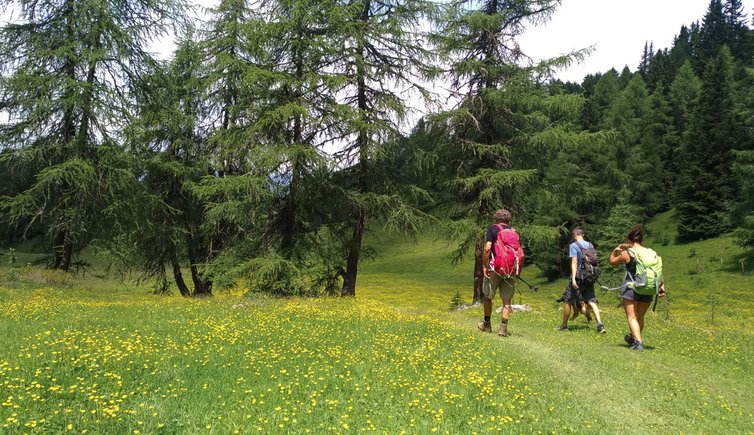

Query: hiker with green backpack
[609,225,666,351]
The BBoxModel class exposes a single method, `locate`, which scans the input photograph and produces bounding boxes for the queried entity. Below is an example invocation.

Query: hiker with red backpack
[557,227,606,333]
[479,209,524,337]
[609,225,666,351]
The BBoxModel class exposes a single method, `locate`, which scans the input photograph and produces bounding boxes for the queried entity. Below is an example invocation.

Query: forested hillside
[1,0,753,299]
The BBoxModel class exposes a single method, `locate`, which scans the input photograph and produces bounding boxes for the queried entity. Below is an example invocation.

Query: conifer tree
[644,84,676,211]
[677,46,738,240]
[581,69,619,131]
[332,0,438,297]
[723,0,751,62]
[429,0,598,299]
[119,35,219,295]
[604,75,657,213]
[0,0,187,271]
[638,41,654,80]
[731,149,754,249]
[669,24,694,71]
[694,0,728,74]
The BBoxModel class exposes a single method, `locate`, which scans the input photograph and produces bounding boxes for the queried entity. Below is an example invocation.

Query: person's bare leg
[588,301,602,325]
[560,303,571,328]
[635,301,651,334]
[483,296,492,318]
[623,299,642,342]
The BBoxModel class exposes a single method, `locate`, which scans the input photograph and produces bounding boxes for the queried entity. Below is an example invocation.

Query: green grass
[1,215,753,433]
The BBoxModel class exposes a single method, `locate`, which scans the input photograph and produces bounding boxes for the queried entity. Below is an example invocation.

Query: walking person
[478,209,524,337]
[609,225,666,351]
[557,227,606,333]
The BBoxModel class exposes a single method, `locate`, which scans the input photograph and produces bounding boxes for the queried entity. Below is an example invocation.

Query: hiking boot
[556,324,568,331]
[478,321,492,333]
[597,323,606,334]
[498,323,508,337]
[630,340,645,351]
[624,334,636,346]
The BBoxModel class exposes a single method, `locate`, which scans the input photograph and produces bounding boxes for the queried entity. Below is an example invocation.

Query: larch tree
[0,0,187,271]
[430,0,589,301]
[332,0,438,297]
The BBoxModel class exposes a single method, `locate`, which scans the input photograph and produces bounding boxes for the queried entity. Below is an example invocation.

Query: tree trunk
[186,232,212,297]
[60,240,73,272]
[473,239,484,303]
[190,263,212,297]
[342,3,370,297]
[52,229,66,269]
[171,257,191,297]
[342,208,365,297]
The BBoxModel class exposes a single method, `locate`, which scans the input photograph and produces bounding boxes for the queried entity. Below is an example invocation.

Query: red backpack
[490,224,524,277]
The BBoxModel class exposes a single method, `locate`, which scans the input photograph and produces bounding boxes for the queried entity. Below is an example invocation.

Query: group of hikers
[478,209,666,351]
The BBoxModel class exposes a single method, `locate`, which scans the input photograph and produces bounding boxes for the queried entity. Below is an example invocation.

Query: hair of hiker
[494,209,511,223]
[627,225,644,243]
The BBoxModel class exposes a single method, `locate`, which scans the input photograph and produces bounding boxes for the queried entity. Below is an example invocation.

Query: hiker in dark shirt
[478,209,522,337]
[609,225,666,351]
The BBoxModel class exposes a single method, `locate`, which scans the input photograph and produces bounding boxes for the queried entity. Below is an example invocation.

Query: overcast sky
[519,0,754,83]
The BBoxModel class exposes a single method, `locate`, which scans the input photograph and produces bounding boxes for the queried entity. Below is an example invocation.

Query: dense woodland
[1,0,753,300]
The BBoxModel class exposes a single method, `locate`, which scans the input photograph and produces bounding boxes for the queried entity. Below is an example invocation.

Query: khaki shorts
[482,273,516,301]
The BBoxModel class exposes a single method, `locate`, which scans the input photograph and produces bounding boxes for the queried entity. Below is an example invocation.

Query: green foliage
[676,46,738,241]
[731,149,754,249]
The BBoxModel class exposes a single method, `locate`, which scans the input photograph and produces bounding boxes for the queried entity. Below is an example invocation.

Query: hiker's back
[627,246,663,295]
[491,225,524,277]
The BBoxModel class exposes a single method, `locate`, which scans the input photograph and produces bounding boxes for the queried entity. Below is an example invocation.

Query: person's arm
[609,243,631,267]
[482,241,492,278]
[570,256,579,289]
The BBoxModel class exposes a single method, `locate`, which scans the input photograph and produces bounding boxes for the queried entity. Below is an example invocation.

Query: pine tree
[646,48,673,92]
[677,46,738,240]
[638,41,653,80]
[723,0,751,62]
[731,149,754,249]
[581,69,619,131]
[644,84,676,211]
[604,75,655,212]
[694,0,727,74]
[333,0,438,297]
[0,0,187,271]
[669,24,694,71]
[429,1,599,298]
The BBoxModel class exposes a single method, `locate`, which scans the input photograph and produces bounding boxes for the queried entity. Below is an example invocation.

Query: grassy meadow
[1,213,753,434]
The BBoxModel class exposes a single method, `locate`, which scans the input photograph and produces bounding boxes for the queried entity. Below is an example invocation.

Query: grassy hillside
[0,213,753,433]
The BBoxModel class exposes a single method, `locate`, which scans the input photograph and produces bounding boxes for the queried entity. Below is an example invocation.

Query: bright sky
[520,0,754,83]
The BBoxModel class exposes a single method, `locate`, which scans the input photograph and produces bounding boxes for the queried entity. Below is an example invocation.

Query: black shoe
[597,323,606,334]
[629,340,645,351]
[556,325,568,331]
[624,334,636,346]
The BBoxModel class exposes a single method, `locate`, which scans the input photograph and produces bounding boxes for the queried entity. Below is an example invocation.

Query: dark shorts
[578,282,597,304]
[563,282,598,304]
[621,286,654,303]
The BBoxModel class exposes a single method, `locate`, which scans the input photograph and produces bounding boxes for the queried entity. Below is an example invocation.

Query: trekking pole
[516,275,539,292]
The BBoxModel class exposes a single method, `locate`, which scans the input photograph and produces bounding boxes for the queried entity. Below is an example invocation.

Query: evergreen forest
[2,0,754,301]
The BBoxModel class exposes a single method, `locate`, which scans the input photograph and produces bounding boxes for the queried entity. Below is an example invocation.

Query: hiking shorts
[564,282,597,304]
[579,283,597,304]
[562,282,581,305]
[483,273,515,301]
[621,285,654,303]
